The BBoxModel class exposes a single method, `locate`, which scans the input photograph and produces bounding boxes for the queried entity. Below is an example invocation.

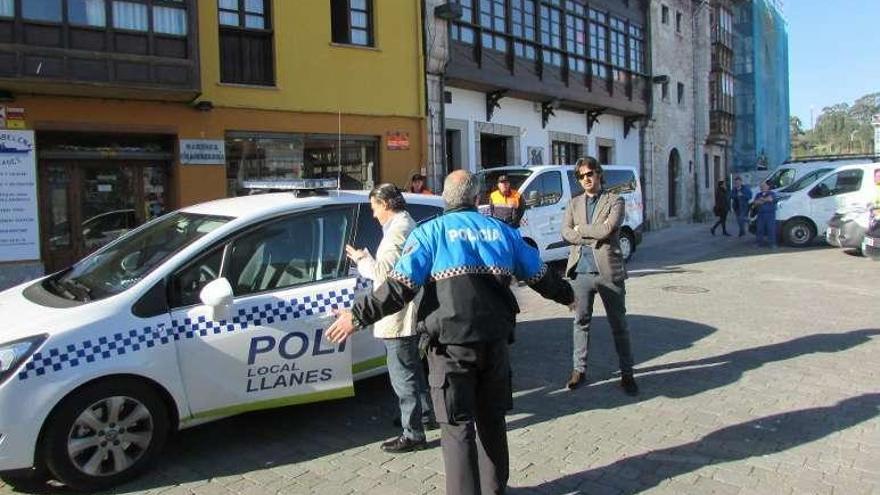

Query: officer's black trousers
[427,339,512,495]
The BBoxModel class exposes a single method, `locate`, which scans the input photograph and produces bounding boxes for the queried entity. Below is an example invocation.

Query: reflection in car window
[604,170,637,193]
[171,246,224,308]
[47,213,231,302]
[227,207,354,296]
[811,170,864,198]
[523,171,563,207]
[780,168,833,193]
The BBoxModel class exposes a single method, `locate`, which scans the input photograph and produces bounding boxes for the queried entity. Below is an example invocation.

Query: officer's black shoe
[381,435,426,453]
[621,373,639,396]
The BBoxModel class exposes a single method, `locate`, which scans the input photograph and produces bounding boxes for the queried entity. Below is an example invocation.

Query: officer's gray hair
[442,170,479,208]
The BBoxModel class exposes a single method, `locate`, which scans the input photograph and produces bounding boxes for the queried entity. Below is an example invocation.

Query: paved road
[4,223,879,494]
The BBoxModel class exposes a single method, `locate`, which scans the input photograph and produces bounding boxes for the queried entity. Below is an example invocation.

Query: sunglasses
[576,171,598,180]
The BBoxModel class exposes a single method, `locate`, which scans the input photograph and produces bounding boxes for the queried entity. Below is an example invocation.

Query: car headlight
[0,334,48,385]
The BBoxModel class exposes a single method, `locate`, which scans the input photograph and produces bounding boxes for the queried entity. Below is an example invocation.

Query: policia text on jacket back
[328,171,574,495]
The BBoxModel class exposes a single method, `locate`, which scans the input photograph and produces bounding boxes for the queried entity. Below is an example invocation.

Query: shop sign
[0,106,26,130]
[0,130,39,262]
[180,139,226,165]
[386,131,410,150]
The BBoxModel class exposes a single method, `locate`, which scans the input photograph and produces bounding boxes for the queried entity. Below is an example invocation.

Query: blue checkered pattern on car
[17,278,372,382]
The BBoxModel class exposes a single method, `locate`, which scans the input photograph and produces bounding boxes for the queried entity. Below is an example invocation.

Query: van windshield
[44,212,231,302]
[765,168,797,189]
[475,169,533,204]
[780,168,834,193]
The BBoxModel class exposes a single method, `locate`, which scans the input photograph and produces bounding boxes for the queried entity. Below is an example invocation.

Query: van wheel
[42,378,169,491]
[619,231,635,261]
[783,219,815,247]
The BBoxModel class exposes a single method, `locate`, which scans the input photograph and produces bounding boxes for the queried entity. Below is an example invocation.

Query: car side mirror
[200,277,234,321]
[525,190,540,208]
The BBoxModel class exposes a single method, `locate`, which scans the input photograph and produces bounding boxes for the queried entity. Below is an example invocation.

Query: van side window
[604,170,637,193]
[809,170,864,198]
[523,171,563,207]
[567,170,584,196]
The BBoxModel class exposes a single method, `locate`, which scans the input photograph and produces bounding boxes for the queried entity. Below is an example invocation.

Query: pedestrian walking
[753,181,778,247]
[563,156,638,396]
[711,180,731,236]
[730,176,752,237]
[327,170,574,495]
[344,183,436,453]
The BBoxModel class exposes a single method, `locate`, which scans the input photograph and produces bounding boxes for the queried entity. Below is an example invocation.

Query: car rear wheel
[783,219,815,247]
[619,230,635,261]
[42,378,169,492]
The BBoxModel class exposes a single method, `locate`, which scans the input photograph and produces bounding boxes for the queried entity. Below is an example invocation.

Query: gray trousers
[427,340,511,495]
[572,272,634,374]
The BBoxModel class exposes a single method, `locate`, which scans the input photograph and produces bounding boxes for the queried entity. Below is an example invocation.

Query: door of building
[39,160,168,273]
[480,134,508,168]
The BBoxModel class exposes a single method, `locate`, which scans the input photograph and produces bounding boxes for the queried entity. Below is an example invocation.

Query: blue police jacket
[352,206,574,344]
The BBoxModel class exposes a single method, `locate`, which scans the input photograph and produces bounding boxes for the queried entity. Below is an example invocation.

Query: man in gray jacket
[562,157,638,395]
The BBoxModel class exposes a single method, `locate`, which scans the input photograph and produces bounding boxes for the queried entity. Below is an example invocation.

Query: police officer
[328,170,574,495]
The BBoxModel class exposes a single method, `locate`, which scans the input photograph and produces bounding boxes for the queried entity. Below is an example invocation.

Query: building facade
[0,0,426,284]
[426,0,650,182]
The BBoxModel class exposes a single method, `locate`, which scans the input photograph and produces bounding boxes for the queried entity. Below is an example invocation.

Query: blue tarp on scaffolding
[732,0,790,172]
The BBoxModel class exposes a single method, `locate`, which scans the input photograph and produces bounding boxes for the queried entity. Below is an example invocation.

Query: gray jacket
[562,191,628,283]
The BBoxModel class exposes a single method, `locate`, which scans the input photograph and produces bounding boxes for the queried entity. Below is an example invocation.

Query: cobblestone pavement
[3,223,879,494]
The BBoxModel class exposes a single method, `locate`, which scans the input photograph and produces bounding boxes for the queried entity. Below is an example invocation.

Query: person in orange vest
[488,175,524,227]
[408,173,434,195]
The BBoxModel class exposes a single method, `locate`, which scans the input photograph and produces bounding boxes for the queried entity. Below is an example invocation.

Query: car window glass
[810,170,864,198]
[170,246,224,308]
[354,204,383,254]
[227,207,354,296]
[540,171,563,206]
[567,170,583,196]
[407,204,443,224]
[605,170,636,193]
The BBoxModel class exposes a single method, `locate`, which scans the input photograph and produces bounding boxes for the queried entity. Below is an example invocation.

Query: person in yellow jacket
[488,175,525,227]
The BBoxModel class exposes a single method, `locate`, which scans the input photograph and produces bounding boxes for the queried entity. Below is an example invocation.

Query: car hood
[0,280,113,344]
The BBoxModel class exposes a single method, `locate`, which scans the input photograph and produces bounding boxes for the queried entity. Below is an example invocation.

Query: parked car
[762,154,878,191]
[825,205,872,254]
[771,161,880,247]
[0,182,444,491]
[863,206,880,261]
[475,164,644,262]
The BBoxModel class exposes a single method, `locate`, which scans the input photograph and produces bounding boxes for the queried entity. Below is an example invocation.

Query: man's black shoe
[566,370,586,390]
[423,419,440,431]
[381,435,426,453]
[621,374,639,396]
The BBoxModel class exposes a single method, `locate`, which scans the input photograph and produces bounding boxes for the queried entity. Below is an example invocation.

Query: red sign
[386,131,410,150]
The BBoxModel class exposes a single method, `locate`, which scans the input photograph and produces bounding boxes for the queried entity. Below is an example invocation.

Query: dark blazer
[562,191,628,282]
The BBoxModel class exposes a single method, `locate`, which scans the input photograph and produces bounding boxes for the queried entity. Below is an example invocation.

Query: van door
[807,169,865,233]
[521,171,565,259]
[168,206,358,419]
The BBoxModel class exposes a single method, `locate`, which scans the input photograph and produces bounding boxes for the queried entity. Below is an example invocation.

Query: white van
[774,160,880,247]
[762,155,877,191]
[475,165,644,262]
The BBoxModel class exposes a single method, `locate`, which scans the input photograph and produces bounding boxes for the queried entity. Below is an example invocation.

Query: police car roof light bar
[242,178,339,196]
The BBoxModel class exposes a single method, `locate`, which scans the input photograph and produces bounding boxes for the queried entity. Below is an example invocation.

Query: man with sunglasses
[562,157,638,395]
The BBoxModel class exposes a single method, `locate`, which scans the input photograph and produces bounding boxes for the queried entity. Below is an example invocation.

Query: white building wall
[445,87,640,170]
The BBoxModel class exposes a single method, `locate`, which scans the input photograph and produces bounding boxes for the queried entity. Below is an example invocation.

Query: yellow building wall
[198,0,426,119]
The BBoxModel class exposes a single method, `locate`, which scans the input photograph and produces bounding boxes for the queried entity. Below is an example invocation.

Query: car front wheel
[619,230,635,261]
[783,219,815,247]
[42,378,169,492]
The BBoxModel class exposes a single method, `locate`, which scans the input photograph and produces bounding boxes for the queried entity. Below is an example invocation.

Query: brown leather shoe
[566,370,586,390]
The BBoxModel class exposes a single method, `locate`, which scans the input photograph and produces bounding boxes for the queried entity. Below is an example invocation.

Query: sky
[786,1,880,129]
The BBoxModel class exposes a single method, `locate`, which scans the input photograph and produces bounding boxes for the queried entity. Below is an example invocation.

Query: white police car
[0,181,444,491]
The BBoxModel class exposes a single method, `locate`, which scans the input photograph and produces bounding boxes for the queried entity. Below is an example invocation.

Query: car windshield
[764,168,796,189]
[475,169,533,204]
[780,168,834,193]
[45,212,231,302]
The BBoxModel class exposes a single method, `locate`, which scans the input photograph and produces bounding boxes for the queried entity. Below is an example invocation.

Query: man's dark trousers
[427,339,511,495]
[572,272,634,375]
